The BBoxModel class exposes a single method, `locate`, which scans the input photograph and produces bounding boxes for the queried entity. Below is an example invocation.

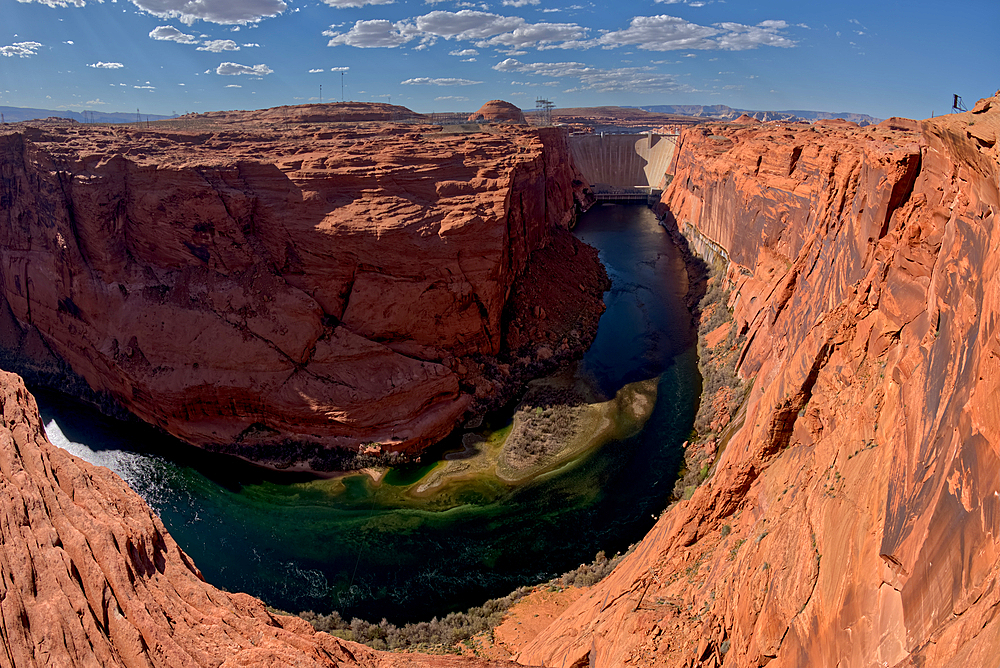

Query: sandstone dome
[468,100,527,124]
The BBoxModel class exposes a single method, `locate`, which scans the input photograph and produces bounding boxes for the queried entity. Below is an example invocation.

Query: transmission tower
[952,94,968,113]
[536,98,554,126]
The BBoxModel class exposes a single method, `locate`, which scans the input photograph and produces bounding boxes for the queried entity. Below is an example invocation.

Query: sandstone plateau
[499,93,1000,667]
[0,106,604,466]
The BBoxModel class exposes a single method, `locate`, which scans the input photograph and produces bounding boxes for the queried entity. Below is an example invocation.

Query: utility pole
[320,84,322,104]
[341,71,345,102]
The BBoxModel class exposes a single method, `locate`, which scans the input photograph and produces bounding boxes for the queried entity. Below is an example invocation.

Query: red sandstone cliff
[0,368,528,668]
[507,93,1000,667]
[0,110,601,465]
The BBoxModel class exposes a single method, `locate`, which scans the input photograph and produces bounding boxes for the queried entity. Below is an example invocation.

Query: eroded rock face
[468,101,527,125]
[0,113,596,464]
[515,93,1000,667]
[0,368,526,668]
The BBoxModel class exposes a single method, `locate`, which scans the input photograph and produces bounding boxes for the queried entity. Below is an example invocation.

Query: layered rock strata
[0,368,526,668]
[0,112,598,464]
[513,93,1000,666]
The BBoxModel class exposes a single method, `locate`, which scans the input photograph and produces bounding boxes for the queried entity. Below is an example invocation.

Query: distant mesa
[184,101,424,124]
[468,100,527,125]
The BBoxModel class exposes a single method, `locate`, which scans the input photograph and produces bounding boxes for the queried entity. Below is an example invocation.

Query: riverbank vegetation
[672,257,747,500]
[298,549,628,653]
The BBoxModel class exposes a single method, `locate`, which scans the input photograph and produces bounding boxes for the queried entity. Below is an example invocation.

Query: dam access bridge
[568,132,679,205]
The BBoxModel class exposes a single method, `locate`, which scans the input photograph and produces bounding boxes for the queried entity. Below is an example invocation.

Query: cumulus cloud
[131,0,287,25]
[309,68,325,73]
[478,22,586,49]
[494,57,688,93]
[591,15,795,51]
[327,10,588,51]
[216,61,273,75]
[149,25,198,43]
[0,41,44,58]
[224,84,242,87]
[88,61,125,68]
[322,0,393,5]
[15,0,85,6]
[325,19,416,48]
[401,77,482,85]
[330,66,350,71]
[502,0,539,5]
[197,39,240,51]
[449,48,479,56]
[435,95,470,101]
[415,10,524,41]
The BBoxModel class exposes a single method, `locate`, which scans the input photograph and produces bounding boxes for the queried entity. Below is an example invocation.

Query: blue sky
[1,0,996,120]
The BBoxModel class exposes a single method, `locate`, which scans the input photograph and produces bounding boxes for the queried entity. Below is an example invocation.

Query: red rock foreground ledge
[0,105,602,466]
[0,368,525,668]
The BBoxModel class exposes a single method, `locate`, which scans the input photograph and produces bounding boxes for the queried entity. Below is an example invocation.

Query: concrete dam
[569,132,679,203]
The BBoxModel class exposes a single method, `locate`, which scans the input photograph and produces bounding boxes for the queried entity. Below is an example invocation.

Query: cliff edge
[511,93,1000,667]
[0,110,602,466]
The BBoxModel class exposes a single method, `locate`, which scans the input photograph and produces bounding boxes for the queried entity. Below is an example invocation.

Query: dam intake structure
[569,131,679,204]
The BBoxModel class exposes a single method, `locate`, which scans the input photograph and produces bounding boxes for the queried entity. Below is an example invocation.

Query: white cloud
[434,95,470,101]
[88,61,125,68]
[224,84,242,87]
[64,40,75,44]
[242,42,260,47]
[328,10,588,51]
[589,15,795,51]
[0,41,43,58]
[325,19,416,48]
[197,39,240,51]
[502,0,539,5]
[401,77,482,85]
[134,85,156,89]
[461,57,476,61]
[85,98,107,105]
[131,0,287,26]
[14,0,85,6]
[149,25,198,43]
[331,66,350,71]
[322,0,393,5]
[478,22,586,49]
[216,61,273,75]
[494,57,688,93]
[713,20,794,49]
[309,68,325,73]
[449,48,479,56]
[416,10,524,40]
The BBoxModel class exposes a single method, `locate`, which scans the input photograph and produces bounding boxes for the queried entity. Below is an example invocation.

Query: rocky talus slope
[510,94,1000,667]
[0,368,527,668]
[0,111,600,465]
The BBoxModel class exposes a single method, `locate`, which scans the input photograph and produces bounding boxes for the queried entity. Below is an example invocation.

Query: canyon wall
[515,94,1000,667]
[0,115,599,465]
[0,367,523,668]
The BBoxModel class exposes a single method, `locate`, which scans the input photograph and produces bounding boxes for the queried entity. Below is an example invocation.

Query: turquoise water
[37,204,699,624]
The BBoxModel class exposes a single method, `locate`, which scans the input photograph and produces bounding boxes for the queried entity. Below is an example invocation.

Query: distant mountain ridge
[633,104,882,126]
[0,105,174,124]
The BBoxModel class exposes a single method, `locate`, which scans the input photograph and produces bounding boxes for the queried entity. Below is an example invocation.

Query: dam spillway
[569,132,678,202]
